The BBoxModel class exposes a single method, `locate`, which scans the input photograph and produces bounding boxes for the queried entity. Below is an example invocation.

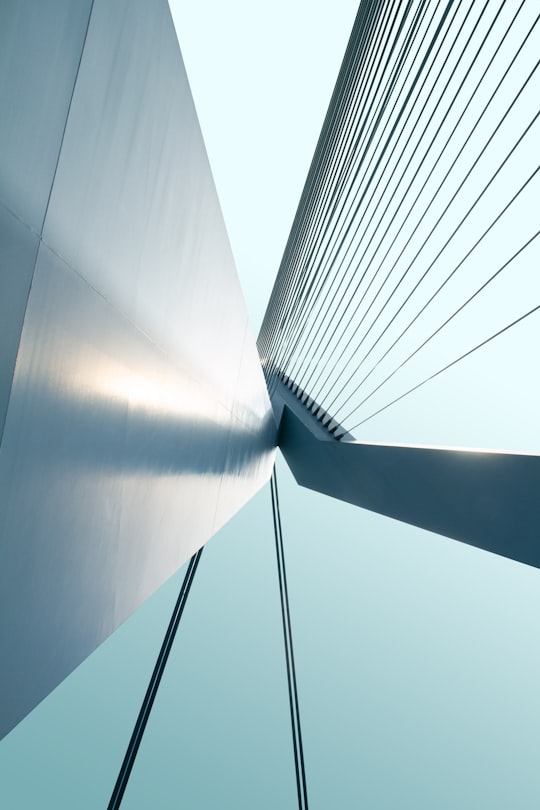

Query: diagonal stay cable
[278,0,434,388]
[276,0,451,374]
[306,3,536,405]
[284,0,460,375]
[324,89,540,418]
[295,0,506,393]
[261,0,393,371]
[310,10,539,409]
[259,0,383,371]
[258,0,377,353]
[344,304,540,436]
[272,0,432,383]
[263,0,421,383]
[263,0,401,387]
[340,227,540,427]
[271,0,406,376]
[107,548,203,810]
[292,0,482,393]
[271,467,309,810]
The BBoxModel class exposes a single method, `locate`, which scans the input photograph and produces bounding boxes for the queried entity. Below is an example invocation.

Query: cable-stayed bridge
[1,0,539,806]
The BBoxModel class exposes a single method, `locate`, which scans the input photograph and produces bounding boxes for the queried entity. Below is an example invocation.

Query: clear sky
[1,2,540,808]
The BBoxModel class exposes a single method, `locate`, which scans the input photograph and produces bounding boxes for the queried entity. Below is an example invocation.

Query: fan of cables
[258,0,540,439]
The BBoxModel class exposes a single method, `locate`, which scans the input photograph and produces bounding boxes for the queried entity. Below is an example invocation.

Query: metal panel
[42,0,248,410]
[0,0,93,232]
[0,240,274,739]
[0,0,275,739]
[0,205,39,439]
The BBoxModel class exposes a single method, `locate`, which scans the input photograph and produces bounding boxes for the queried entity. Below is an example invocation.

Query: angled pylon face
[0,0,275,739]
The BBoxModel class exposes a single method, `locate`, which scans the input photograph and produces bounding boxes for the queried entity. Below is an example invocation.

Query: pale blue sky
[2,2,540,808]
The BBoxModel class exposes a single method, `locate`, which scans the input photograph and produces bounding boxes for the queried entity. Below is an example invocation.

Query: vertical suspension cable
[270,467,309,810]
[107,548,203,810]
